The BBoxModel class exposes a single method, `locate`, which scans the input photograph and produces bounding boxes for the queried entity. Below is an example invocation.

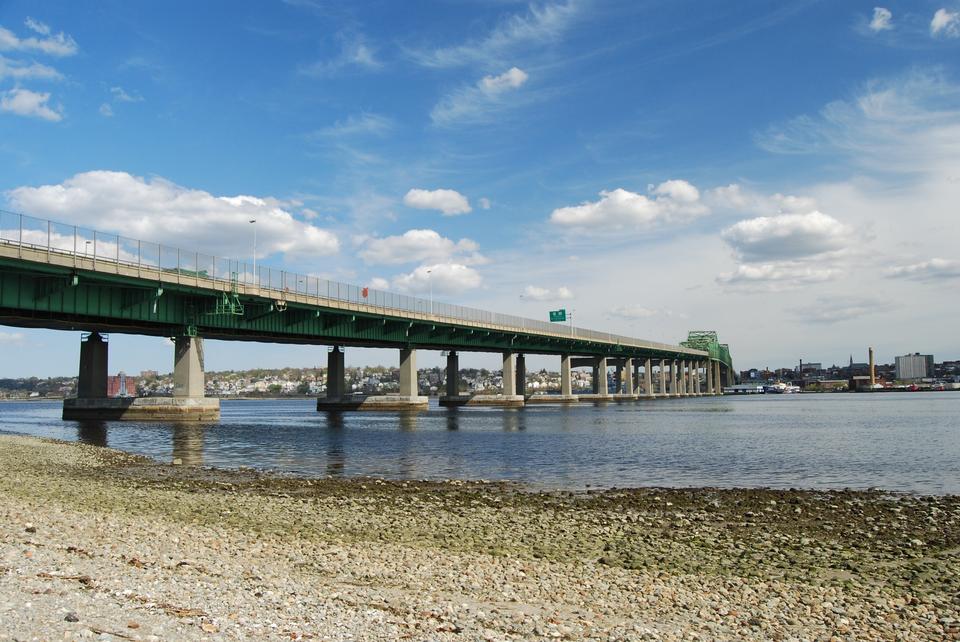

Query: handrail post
[177,248,181,284]
[195,251,199,286]
[17,213,22,259]
[73,225,77,268]
[46,219,51,262]
[92,230,97,270]
[137,239,141,277]
[116,234,120,273]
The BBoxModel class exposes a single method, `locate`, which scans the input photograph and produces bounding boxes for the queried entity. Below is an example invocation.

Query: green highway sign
[549,309,567,322]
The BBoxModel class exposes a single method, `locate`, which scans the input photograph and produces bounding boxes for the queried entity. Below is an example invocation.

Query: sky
[1,0,960,377]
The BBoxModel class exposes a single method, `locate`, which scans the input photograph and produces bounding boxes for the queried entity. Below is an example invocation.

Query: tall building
[895,354,934,381]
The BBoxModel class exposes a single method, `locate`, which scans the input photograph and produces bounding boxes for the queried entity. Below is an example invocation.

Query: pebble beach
[1,434,958,641]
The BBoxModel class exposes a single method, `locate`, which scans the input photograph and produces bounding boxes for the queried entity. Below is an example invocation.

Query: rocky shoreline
[0,434,958,641]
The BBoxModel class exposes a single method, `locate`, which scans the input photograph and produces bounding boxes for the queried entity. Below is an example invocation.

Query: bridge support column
[515,353,527,398]
[174,336,205,398]
[399,348,418,396]
[526,353,578,404]
[679,360,687,396]
[715,361,723,395]
[440,351,524,407]
[65,333,219,421]
[659,360,667,396]
[618,358,636,400]
[77,332,108,399]
[706,359,714,395]
[670,360,680,397]
[326,346,345,399]
[445,351,460,397]
[320,346,428,410]
[582,356,609,401]
[644,359,654,398]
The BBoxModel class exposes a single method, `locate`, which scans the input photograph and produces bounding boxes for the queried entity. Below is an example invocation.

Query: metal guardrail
[0,209,703,355]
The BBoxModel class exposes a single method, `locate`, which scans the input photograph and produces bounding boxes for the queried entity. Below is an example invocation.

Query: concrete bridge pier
[515,353,527,399]
[714,361,723,395]
[706,359,715,395]
[319,346,428,410]
[527,354,578,404]
[64,333,219,421]
[579,356,611,402]
[614,358,637,401]
[642,358,654,398]
[440,351,524,407]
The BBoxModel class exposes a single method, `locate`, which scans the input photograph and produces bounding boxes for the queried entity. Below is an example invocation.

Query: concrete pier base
[439,394,525,408]
[317,395,429,411]
[577,393,613,403]
[524,394,579,405]
[611,394,639,402]
[63,397,220,421]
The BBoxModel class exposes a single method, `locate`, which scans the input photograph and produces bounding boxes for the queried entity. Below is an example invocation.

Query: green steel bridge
[0,210,734,418]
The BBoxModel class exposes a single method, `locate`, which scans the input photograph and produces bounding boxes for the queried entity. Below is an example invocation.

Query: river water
[1,393,957,493]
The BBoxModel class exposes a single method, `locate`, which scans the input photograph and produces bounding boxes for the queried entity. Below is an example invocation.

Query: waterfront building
[895,353,935,381]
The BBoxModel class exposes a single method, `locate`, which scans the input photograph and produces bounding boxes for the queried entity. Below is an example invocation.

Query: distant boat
[764,382,801,394]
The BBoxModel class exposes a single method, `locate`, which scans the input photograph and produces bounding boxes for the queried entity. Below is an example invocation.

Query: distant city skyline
[2,1,960,376]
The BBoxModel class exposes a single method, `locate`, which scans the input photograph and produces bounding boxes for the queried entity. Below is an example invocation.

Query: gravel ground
[0,435,958,641]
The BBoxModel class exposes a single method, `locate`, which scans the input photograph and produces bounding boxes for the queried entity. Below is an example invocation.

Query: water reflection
[445,408,460,431]
[76,421,108,447]
[324,412,345,477]
[502,409,524,432]
[398,411,419,432]
[171,423,204,466]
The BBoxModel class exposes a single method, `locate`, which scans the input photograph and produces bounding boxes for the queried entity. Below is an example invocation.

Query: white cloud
[299,35,381,77]
[549,180,708,230]
[708,184,818,216]
[755,70,960,174]
[478,197,491,210]
[716,263,839,291]
[392,263,482,295]
[368,277,390,290]
[110,86,143,103]
[0,88,62,121]
[607,305,674,320]
[431,67,530,126]
[403,188,471,215]
[480,67,528,93]
[931,8,960,37]
[6,171,340,260]
[309,112,393,138]
[0,54,61,81]
[98,103,113,117]
[0,22,77,56]
[410,1,579,68]
[522,285,573,301]
[357,229,484,266]
[869,7,893,32]
[885,258,960,281]
[789,297,895,324]
[0,331,24,344]
[721,210,852,262]
[24,18,50,36]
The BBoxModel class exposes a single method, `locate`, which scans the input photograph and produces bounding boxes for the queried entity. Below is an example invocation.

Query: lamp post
[249,219,257,285]
[426,268,433,315]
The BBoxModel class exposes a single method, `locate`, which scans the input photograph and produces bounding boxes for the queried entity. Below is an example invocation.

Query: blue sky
[2,0,960,376]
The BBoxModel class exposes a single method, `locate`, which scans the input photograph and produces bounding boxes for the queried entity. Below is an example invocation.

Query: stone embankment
[0,435,958,640]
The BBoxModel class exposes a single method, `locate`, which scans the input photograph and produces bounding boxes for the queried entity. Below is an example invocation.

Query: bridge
[0,210,735,420]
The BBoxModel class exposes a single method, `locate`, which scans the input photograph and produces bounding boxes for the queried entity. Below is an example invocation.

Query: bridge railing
[0,209,700,354]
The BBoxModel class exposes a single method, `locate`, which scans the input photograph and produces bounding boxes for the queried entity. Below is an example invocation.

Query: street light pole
[249,219,257,285]
[427,268,433,315]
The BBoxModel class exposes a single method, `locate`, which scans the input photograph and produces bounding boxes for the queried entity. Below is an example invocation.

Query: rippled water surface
[2,393,958,493]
